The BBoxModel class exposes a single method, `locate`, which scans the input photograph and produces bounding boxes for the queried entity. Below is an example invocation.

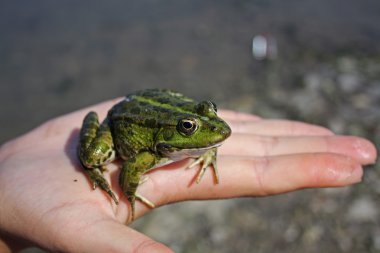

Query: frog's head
[154,101,231,159]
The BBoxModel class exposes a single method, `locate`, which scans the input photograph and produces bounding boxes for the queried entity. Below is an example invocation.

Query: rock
[347,197,378,222]
[338,73,361,93]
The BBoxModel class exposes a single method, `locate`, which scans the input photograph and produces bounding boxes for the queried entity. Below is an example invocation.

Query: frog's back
[130,89,195,112]
[110,89,198,125]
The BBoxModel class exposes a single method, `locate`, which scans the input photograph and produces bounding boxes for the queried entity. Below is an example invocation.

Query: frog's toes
[195,160,211,184]
[188,149,219,184]
[99,166,109,173]
[210,159,219,184]
[139,175,150,185]
[128,193,155,221]
[136,193,155,208]
[86,168,119,205]
[188,157,202,169]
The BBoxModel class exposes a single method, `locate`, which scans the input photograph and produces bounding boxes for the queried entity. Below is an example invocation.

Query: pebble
[338,73,361,93]
[346,197,378,222]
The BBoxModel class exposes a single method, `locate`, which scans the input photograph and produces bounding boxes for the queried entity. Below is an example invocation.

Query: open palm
[0,98,376,253]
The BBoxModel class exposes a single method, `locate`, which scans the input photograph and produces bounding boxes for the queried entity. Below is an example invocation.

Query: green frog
[78,89,231,221]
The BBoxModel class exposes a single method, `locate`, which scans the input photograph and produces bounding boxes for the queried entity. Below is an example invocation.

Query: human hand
[0,98,376,253]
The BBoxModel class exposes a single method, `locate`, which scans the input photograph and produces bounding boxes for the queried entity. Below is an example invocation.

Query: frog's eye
[177,118,198,136]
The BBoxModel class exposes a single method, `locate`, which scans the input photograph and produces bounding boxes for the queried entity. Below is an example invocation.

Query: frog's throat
[157,141,223,161]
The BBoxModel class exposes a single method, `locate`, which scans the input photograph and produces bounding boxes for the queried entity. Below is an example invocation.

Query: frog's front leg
[189,148,219,184]
[119,151,159,221]
[78,112,118,204]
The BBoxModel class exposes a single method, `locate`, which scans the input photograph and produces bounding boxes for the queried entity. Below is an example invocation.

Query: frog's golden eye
[177,118,198,136]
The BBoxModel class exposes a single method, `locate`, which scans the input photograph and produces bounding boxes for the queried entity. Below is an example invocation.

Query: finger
[218,109,261,121]
[136,153,363,215]
[227,119,334,136]
[215,154,363,196]
[220,135,377,165]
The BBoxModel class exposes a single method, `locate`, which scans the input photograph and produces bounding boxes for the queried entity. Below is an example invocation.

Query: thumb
[53,218,173,253]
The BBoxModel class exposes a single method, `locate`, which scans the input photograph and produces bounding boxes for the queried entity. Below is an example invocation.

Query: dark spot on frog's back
[138,101,149,107]
[157,107,170,114]
[175,102,187,107]
[130,107,141,114]
[144,118,157,127]
[157,97,170,104]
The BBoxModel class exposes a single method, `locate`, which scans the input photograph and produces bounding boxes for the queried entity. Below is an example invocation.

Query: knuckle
[251,157,269,196]
[133,239,167,253]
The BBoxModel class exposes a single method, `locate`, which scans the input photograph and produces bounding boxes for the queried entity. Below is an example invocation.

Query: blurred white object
[252,34,277,60]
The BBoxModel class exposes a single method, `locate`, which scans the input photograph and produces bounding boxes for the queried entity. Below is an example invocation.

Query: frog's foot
[120,152,160,221]
[129,193,155,221]
[99,166,108,173]
[136,193,155,208]
[86,168,119,205]
[188,148,219,184]
[139,175,150,185]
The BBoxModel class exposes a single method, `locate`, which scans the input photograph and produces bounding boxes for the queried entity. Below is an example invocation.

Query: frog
[78,89,231,221]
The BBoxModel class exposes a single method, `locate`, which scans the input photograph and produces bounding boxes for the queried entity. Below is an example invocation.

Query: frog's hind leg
[78,111,118,204]
[86,167,118,204]
[119,151,159,221]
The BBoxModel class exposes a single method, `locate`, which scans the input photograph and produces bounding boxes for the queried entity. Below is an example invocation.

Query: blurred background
[1,1,379,252]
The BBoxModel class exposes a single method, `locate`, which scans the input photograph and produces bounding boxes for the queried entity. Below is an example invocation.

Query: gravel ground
[1,1,379,252]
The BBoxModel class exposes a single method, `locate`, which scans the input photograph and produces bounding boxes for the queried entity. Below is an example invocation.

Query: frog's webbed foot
[128,177,158,220]
[126,192,156,222]
[86,168,119,205]
[188,148,219,184]
[128,175,151,215]
[136,193,155,208]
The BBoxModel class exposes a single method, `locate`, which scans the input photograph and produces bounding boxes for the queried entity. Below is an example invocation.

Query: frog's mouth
[156,141,224,161]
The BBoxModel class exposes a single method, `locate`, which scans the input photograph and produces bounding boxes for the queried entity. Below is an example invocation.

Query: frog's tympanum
[78,89,231,221]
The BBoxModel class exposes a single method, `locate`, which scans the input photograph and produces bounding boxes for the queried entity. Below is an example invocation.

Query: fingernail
[334,157,363,184]
[353,139,377,164]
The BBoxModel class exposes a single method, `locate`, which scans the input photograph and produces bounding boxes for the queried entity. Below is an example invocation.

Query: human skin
[0,98,377,253]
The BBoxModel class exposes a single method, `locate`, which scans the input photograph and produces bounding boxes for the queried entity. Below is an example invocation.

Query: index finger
[132,153,363,219]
